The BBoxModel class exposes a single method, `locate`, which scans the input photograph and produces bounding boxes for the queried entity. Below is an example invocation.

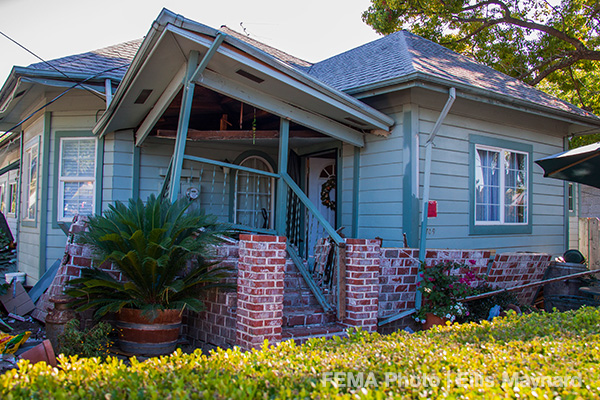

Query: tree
[362,0,600,140]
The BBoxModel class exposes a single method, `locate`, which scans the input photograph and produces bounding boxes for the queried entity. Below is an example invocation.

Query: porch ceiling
[94,10,394,147]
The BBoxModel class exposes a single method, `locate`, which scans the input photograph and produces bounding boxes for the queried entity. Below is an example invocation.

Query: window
[24,140,39,221]
[58,138,96,221]
[234,156,275,229]
[0,183,4,214]
[470,136,532,235]
[8,183,16,215]
[568,183,576,214]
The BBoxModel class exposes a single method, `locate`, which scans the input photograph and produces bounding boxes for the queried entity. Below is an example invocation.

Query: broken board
[0,281,35,316]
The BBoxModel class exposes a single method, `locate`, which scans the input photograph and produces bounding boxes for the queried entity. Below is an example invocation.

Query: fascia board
[349,72,600,129]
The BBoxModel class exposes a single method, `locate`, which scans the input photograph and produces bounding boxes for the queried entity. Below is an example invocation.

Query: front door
[306,154,336,260]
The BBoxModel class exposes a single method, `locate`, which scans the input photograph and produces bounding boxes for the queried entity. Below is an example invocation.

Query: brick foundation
[235,235,285,350]
[34,214,553,346]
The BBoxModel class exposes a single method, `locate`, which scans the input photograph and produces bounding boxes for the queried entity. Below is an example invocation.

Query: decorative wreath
[320,176,336,211]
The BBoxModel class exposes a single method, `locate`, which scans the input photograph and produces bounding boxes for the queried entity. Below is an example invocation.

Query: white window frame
[233,155,275,229]
[57,137,97,222]
[8,182,17,216]
[474,143,529,226]
[23,138,39,222]
[0,181,5,215]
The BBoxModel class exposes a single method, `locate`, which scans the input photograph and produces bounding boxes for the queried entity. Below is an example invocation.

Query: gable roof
[218,26,312,72]
[308,31,598,123]
[26,39,142,82]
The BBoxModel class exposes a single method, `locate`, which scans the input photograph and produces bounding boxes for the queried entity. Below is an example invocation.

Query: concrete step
[282,323,348,344]
[283,306,336,327]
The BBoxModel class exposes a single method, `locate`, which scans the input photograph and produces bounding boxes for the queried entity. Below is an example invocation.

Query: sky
[0,0,381,83]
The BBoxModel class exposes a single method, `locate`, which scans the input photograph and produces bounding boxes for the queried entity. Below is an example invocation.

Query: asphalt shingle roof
[308,30,596,120]
[25,27,596,122]
[26,39,142,81]
[219,26,312,72]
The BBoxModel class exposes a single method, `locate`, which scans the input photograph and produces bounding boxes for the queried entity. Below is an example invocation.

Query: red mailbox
[427,200,438,218]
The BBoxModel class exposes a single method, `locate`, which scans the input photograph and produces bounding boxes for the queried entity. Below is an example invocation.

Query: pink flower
[429,277,435,282]
[449,284,454,289]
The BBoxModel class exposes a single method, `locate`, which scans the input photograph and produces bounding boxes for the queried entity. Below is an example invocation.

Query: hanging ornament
[252,108,257,145]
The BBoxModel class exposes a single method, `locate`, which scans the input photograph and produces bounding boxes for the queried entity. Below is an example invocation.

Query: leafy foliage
[464,283,521,322]
[57,320,112,360]
[415,260,483,322]
[2,308,600,398]
[362,0,600,116]
[66,195,232,319]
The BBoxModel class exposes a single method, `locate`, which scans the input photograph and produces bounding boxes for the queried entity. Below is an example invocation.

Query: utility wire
[0,29,108,101]
[1,64,128,137]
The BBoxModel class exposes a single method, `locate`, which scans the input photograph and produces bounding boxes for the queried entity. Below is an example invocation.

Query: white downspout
[105,79,113,109]
[416,87,456,309]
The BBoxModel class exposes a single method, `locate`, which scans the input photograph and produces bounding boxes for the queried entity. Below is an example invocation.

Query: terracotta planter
[116,308,182,356]
[422,313,449,330]
[20,340,57,367]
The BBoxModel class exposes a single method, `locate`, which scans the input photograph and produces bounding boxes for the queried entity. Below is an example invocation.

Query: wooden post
[580,217,589,263]
[275,118,289,235]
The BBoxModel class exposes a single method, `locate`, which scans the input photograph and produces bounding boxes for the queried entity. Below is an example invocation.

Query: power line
[0,29,106,101]
[1,64,128,137]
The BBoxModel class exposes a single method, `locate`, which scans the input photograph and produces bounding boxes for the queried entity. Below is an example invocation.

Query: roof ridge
[28,38,142,70]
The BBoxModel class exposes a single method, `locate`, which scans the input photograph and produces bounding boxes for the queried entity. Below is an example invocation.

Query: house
[1,8,599,289]
[0,39,140,283]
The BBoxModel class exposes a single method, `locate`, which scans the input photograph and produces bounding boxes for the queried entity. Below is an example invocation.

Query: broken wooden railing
[280,173,346,320]
[160,155,346,319]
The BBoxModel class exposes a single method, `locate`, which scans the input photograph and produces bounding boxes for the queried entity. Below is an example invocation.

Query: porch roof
[93,9,394,147]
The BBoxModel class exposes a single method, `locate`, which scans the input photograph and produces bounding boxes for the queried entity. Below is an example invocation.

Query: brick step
[283,307,336,327]
[282,323,348,344]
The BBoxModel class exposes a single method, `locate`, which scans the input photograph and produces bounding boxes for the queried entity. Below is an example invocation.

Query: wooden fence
[579,217,600,270]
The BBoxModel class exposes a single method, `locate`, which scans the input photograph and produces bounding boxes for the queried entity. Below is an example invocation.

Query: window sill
[470,224,532,235]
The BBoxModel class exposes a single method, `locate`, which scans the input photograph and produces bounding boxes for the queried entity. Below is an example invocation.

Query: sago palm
[66,195,232,319]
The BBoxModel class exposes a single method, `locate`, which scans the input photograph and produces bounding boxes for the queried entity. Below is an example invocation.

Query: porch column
[236,234,285,350]
[275,118,289,235]
[168,51,199,202]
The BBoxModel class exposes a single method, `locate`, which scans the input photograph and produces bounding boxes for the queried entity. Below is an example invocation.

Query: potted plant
[66,194,231,355]
[414,260,482,329]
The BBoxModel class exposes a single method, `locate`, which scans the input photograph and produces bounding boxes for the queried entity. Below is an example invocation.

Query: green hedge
[2,308,600,399]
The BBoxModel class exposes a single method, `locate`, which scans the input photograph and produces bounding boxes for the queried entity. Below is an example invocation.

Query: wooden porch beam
[195,69,365,147]
[168,51,199,202]
[155,129,324,140]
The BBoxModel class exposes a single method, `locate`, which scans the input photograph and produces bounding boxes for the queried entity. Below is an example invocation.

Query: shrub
[66,195,232,320]
[464,284,521,322]
[1,308,600,398]
[57,320,112,360]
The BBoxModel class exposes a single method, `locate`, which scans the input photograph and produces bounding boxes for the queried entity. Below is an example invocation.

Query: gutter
[415,87,456,310]
[349,73,600,129]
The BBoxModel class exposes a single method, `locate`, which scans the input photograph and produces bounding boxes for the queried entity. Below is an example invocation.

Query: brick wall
[32,216,120,322]
[343,239,381,332]
[235,235,285,350]
[487,253,552,304]
[377,248,491,322]
[182,243,239,351]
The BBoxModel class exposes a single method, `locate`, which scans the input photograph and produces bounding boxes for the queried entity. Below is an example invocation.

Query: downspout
[15,130,23,272]
[105,79,113,109]
[415,87,456,309]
